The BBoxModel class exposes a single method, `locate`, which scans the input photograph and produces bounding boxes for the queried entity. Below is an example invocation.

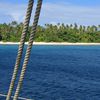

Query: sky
[0,0,100,25]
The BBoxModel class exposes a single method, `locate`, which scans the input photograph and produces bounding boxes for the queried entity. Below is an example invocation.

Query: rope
[0,93,32,100]
[6,0,34,100]
[13,0,43,100]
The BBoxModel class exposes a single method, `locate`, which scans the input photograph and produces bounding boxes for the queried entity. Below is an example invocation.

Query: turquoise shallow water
[0,45,100,100]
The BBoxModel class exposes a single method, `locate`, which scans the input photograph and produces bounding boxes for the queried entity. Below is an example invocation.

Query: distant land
[0,21,100,43]
[1,42,100,46]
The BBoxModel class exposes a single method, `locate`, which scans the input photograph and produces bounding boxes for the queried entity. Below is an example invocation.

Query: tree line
[0,21,100,42]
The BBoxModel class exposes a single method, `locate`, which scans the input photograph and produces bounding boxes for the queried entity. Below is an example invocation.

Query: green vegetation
[0,21,100,42]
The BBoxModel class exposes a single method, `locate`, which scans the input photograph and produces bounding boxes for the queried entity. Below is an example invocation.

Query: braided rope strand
[13,0,43,100]
[6,0,34,100]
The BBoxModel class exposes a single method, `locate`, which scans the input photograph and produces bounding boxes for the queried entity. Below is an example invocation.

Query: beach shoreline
[0,42,100,45]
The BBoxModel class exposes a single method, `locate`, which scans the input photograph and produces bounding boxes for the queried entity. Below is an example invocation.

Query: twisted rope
[13,0,43,100]
[6,0,34,100]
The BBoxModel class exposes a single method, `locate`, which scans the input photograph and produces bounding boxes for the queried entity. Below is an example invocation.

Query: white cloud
[0,14,14,23]
[0,2,26,23]
[0,2,100,25]
[40,3,100,25]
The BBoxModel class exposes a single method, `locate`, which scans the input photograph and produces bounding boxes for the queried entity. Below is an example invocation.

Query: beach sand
[0,42,100,45]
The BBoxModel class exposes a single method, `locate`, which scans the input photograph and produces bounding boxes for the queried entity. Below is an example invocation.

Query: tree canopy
[0,21,100,42]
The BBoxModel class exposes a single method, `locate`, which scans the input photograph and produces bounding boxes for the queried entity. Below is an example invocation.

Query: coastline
[0,42,100,45]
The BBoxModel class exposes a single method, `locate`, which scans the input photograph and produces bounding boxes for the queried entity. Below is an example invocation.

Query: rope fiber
[13,0,43,99]
[6,0,34,100]
[5,0,43,100]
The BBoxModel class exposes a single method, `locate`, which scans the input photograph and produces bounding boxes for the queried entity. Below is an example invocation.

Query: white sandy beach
[0,42,100,45]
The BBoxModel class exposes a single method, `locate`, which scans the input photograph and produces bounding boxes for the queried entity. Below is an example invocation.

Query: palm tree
[10,21,18,27]
[0,34,2,41]
[87,26,91,32]
[70,24,73,29]
[79,25,83,33]
[83,26,86,33]
[74,23,78,29]
[98,25,100,31]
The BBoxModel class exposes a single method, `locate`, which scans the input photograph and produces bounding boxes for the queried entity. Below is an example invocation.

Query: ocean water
[0,45,100,100]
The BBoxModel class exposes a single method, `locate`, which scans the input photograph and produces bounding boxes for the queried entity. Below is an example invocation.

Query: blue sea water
[0,45,100,100]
